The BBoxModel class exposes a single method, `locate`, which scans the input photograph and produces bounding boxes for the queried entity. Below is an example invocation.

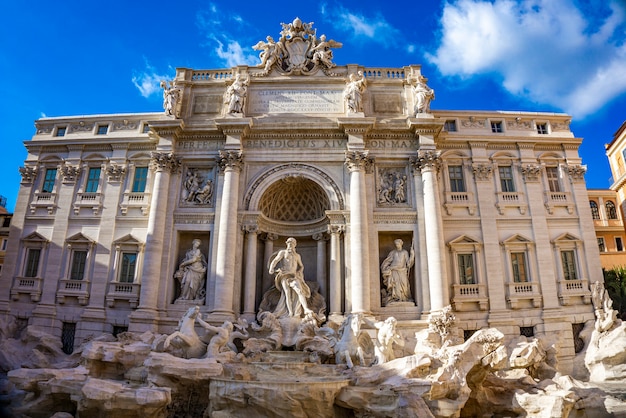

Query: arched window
[590,201,600,220]
[606,201,618,220]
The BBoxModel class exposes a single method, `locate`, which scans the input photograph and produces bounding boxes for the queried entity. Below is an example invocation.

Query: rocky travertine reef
[2,296,626,417]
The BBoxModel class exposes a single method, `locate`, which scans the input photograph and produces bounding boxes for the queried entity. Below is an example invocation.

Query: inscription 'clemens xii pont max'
[249,89,344,114]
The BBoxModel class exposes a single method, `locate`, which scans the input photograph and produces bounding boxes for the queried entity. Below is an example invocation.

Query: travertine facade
[0,19,600,372]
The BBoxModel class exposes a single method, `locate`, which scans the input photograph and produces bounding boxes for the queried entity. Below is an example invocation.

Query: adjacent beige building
[0,21,600,371]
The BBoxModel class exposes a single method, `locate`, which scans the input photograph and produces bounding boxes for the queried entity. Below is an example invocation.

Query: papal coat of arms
[252,17,342,76]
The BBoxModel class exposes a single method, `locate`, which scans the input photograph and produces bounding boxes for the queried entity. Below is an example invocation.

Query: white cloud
[426,0,626,117]
[320,4,400,47]
[131,60,173,98]
[196,4,258,67]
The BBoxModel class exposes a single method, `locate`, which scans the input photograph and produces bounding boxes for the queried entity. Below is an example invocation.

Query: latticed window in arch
[606,200,618,220]
[590,200,600,220]
[259,176,330,222]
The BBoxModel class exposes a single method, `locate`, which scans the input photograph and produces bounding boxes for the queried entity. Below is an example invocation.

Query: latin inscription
[249,89,344,114]
[245,139,346,149]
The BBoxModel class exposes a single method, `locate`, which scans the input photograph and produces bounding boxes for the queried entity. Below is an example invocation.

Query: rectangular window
[70,250,87,280]
[457,253,474,284]
[25,248,41,277]
[616,237,624,252]
[42,168,57,193]
[85,167,101,193]
[131,167,148,193]
[3,217,11,227]
[491,121,503,133]
[96,125,108,135]
[561,250,577,280]
[1,239,7,251]
[61,322,76,355]
[598,237,606,252]
[510,252,528,282]
[55,127,66,137]
[119,252,137,283]
[499,166,515,192]
[537,123,548,134]
[142,123,150,133]
[448,165,466,193]
[546,167,561,192]
[444,120,457,132]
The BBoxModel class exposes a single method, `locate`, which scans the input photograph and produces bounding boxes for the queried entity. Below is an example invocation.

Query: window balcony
[11,276,43,302]
[557,278,591,306]
[29,191,58,215]
[443,191,476,215]
[544,191,574,214]
[119,192,151,216]
[56,279,90,305]
[451,283,488,311]
[495,192,527,215]
[73,192,103,216]
[506,281,542,309]
[106,282,141,308]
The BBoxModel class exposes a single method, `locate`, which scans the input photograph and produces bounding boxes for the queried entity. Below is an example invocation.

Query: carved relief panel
[180,167,216,207]
[376,166,410,207]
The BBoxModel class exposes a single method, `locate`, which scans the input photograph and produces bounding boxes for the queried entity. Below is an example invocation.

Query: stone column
[411,164,430,314]
[313,232,328,299]
[328,224,345,318]
[262,233,278,294]
[242,224,259,320]
[212,150,243,320]
[345,150,373,314]
[131,152,179,329]
[412,150,449,312]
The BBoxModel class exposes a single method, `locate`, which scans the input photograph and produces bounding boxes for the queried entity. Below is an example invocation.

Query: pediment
[501,234,533,245]
[113,234,143,245]
[66,232,95,245]
[551,233,581,244]
[22,232,49,243]
[448,235,481,246]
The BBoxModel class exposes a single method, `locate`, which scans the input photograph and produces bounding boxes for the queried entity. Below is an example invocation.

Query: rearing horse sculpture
[334,313,366,368]
[163,306,207,359]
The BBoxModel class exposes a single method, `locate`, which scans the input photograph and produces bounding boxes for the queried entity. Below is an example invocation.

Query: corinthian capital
[150,152,181,173]
[19,166,37,184]
[410,150,441,172]
[218,150,244,172]
[345,150,373,173]
[567,164,587,182]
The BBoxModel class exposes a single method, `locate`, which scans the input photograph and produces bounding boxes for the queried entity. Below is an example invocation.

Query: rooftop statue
[160,80,181,118]
[223,74,249,114]
[252,18,342,75]
[412,75,435,115]
[344,71,367,113]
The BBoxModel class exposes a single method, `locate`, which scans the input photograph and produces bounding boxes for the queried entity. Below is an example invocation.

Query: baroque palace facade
[0,19,600,372]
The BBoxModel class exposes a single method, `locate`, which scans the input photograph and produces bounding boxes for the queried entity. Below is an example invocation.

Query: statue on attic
[310,34,342,69]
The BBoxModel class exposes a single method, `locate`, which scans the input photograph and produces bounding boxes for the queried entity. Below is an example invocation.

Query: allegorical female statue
[175,239,207,301]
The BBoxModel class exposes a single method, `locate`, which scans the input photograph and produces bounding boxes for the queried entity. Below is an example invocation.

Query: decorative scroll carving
[150,152,181,173]
[410,150,441,172]
[345,151,373,173]
[472,163,493,181]
[106,163,126,183]
[507,119,532,130]
[567,164,587,181]
[19,166,37,184]
[61,165,81,184]
[252,18,342,76]
[218,150,244,172]
[242,224,259,234]
[461,117,486,129]
[328,224,345,235]
[70,121,94,132]
[521,164,541,182]
[113,120,139,131]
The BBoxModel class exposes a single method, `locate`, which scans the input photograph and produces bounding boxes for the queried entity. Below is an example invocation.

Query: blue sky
[2,0,625,212]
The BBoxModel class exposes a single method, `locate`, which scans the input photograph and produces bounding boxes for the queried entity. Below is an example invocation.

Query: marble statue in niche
[224,74,249,114]
[377,168,408,206]
[412,75,435,115]
[181,168,214,205]
[268,237,313,318]
[161,80,181,118]
[174,239,207,302]
[344,71,367,113]
[381,239,415,305]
